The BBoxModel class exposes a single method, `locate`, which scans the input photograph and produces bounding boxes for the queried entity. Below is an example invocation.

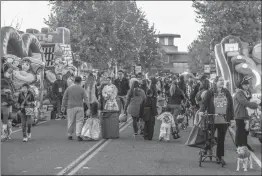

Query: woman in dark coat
[233,77,259,152]
[140,89,157,140]
[167,76,185,136]
[124,80,146,136]
[199,76,234,165]
[150,77,158,98]
[178,75,187,97]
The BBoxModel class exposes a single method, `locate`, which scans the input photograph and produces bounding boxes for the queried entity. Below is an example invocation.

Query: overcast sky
[1,1,202,51]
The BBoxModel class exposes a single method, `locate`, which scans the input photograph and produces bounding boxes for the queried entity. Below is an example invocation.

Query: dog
[236,146,253,171]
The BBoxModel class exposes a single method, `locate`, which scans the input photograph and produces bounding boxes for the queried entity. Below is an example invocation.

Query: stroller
[177,99,193,130]
[198,113,227,167]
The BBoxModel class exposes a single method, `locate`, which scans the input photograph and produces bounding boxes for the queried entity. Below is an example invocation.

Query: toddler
[157,107,179,142]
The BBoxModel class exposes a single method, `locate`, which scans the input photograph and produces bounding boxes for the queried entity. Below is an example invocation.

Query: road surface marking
[251,152,261,168]
[67,120,132,175]
[82,167,89,169]
[57,117,132,175]
[54,167,63,169]
[11,121,48,134]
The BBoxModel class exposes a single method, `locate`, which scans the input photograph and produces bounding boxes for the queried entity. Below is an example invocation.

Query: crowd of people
[1,69,261,165]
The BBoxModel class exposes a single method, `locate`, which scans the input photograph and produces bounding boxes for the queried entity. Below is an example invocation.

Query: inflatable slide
[214,35,261,94]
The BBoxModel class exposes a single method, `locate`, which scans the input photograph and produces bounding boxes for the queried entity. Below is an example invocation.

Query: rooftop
[155,34,181,38]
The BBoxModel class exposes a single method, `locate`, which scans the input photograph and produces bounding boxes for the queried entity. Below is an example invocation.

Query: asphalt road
[1,118,261,175]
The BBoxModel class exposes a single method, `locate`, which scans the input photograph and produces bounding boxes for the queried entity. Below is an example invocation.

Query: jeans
[67,107,84,137]
[55,97,63,117]
[213,124,227,159]
[132,116,139,134]
[1,106,10,124]
[18,111,32,138]
[235,119,253,151]
[118,96,126,112]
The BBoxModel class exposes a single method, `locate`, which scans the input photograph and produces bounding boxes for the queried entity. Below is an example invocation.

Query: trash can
[101,110,120,139]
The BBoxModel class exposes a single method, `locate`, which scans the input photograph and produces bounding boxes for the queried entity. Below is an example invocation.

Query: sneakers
[68,136,73,140]
[23,137,28,142]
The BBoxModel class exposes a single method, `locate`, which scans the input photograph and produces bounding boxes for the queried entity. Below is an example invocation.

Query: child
[157,107,179,142]
[140,89,157,140]
[1,88,14,141]
[81,102,101,141]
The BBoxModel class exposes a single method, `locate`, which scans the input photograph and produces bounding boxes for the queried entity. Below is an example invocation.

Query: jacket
[18,91,35,113]
[190,83,200,107]
[52,79,68,98]
[114,78,130,96]
[233,89,258,120]
[140,96,157,121]
[1,92,15,107]
[124,88,146,117]
[200,88,234,122]
[167,86,185,105]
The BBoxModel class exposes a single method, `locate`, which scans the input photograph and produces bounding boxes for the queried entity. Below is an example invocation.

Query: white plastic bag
[81,118,92,138]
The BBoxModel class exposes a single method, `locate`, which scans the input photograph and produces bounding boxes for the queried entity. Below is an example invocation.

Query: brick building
[156,34,195,74]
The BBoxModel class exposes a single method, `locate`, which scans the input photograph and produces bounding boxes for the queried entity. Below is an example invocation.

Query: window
[164,37,168,45]
[164,55,170,63]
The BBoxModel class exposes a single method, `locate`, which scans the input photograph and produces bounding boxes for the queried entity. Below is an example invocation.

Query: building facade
[156,34,195,74]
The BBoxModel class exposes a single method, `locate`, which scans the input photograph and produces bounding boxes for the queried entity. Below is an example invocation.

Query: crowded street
[2,118,261,175]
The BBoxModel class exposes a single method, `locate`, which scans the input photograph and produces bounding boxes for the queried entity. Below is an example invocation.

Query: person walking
[233,77,260,152]
[1,87,15,141]
[178,75,187,97]
[61,76,90,141]
[194,79,210,125]
[17,83,35,142]
[140,89,157,140]
[102,77,119,111]
[52,73,68,120]
[198,76,234,165]
[114,70,130,111]
[124,80,146,136]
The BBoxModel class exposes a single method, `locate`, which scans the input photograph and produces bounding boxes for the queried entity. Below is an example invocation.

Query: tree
[188,0,261,73]
[44,0,161,70]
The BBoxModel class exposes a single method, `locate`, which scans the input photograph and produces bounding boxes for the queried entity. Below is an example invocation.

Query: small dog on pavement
[236,146,253,171]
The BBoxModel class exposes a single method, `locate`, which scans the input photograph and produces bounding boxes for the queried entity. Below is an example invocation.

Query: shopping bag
[81,118,93,138]
[185,125,205,149]
[119,113,127,122]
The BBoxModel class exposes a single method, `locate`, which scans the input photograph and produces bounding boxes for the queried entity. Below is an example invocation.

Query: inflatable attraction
[214,35,261,95]
[25,27,78,119]
[214,35,261,142]
[1,26,45,122]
